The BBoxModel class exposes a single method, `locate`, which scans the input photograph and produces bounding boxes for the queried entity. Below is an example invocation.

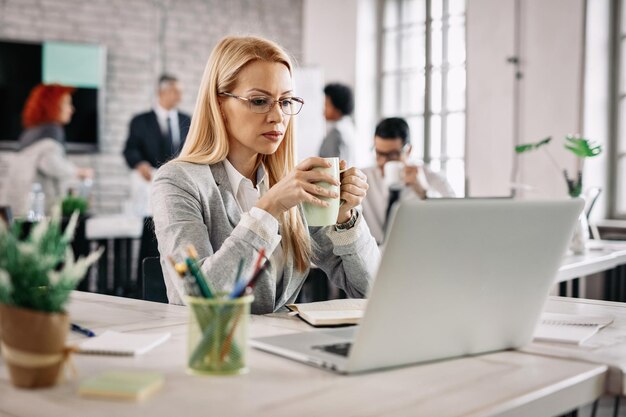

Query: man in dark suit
[123,74,191,297]
[123,74,191,181]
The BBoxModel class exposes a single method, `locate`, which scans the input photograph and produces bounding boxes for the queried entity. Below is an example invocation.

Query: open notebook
[533,313,614,345]
[76,331,171,356]
[286,299,367,326]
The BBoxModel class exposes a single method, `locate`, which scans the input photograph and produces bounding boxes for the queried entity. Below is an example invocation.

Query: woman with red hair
[7,84,94,217]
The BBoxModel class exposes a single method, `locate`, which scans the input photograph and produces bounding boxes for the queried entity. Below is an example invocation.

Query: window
[379,0,466,196]
[610,0,626,217]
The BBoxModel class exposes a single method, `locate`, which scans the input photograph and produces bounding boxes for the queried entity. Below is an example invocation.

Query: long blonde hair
[176,36,311,272]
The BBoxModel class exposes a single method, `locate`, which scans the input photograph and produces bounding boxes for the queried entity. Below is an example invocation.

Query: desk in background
[556,240,626,300]
[596,220,626,241]
[0,292,607,417]
[84,215,160,298]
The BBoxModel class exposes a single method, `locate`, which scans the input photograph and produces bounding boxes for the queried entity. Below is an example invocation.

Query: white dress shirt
[223,158,285,295]
[153,104,180,149]
[360,164,456,244]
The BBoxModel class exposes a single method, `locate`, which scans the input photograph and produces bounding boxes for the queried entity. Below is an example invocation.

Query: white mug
[302,157,341,226]
[383,161,404,190]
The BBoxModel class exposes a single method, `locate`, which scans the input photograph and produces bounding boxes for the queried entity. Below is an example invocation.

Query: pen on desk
[71,323,96,337]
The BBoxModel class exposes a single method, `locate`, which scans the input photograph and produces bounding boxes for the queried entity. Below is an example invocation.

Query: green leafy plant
[515,135,602,197]
[61,194,88,217]
[514,136,552,153]
[0,209,103,313]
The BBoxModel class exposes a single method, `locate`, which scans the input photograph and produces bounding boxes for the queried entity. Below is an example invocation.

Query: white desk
[556,240,626,283]
[523,296,626,397]
[0,292,607,417]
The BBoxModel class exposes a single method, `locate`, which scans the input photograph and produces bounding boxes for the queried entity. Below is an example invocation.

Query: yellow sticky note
[78,371,164,401]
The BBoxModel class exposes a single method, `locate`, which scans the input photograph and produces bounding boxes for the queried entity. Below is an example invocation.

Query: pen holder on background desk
[186,294,253,375]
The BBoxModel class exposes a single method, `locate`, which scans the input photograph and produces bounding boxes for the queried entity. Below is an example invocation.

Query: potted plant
[61,191,89,217]
[0,208,102,388]
[515,135,602,197]
[515,135,602,253]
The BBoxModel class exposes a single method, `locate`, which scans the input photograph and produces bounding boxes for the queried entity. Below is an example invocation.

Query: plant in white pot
[0,209,102,388]
[515,135,602,253]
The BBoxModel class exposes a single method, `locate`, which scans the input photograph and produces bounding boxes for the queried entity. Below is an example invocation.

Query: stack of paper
[533,313,613,345]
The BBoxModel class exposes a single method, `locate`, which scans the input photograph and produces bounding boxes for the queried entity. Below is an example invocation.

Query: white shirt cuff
[248,207,279,231]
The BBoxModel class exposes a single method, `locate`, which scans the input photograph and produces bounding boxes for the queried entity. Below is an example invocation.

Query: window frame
[609,0,626,218]
[377,0,467,196]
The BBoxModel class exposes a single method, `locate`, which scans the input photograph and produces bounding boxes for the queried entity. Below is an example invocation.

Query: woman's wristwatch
[335,209,358,231]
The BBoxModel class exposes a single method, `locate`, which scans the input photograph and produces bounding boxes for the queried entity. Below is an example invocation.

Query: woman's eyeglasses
[219,92,304,115]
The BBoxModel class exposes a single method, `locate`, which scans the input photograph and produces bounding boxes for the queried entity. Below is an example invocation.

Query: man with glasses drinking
[360,117,455,244]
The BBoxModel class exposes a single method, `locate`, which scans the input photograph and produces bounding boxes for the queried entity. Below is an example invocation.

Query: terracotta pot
[0,304,68,388]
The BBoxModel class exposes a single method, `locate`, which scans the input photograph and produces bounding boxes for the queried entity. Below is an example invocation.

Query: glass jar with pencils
[168,244,266,375]
[186,293,254,375]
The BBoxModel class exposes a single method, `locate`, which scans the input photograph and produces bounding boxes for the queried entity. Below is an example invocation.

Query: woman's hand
[336,160,368,224]
[256,157,340,218]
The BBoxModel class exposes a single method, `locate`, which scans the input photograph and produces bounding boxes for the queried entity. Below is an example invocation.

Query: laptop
[251,198,584,374]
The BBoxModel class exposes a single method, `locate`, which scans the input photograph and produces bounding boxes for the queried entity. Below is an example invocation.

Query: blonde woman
[151,36,380,313]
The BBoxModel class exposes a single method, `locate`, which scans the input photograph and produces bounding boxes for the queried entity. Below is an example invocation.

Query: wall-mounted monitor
[0,39,105,153]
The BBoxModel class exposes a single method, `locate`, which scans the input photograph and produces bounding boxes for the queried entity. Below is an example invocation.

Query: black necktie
[167,116,175,154]
[384,188,401,235]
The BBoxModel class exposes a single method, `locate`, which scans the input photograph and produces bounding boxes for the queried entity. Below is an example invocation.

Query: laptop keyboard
[313,342,352,357]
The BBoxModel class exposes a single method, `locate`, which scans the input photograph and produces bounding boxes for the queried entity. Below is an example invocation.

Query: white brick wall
[0,0,303,214]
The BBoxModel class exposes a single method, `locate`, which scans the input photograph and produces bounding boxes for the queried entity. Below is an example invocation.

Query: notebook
[78,371,164,401]
[533,313,614,345]
[76,331,171,356]
[286,299,367,326]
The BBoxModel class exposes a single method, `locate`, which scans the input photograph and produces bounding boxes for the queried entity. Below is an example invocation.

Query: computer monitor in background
[0,39,105,153]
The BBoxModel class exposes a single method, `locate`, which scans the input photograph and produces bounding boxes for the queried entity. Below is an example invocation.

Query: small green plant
[0,208,103,313]
[515,135,602,197]
[61,193,88,217]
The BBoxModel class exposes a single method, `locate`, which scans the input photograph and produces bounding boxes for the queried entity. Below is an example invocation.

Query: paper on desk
[540,313,613,327]
[76,331,171,356]
[533,313,613,345]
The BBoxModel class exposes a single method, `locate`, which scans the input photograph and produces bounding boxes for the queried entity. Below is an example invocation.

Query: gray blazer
[151,161,380,314]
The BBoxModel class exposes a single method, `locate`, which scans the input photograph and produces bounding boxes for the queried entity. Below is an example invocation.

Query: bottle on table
[27,182,45,222]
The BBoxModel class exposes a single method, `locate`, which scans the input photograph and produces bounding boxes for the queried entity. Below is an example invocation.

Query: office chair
[142,257,168,303]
